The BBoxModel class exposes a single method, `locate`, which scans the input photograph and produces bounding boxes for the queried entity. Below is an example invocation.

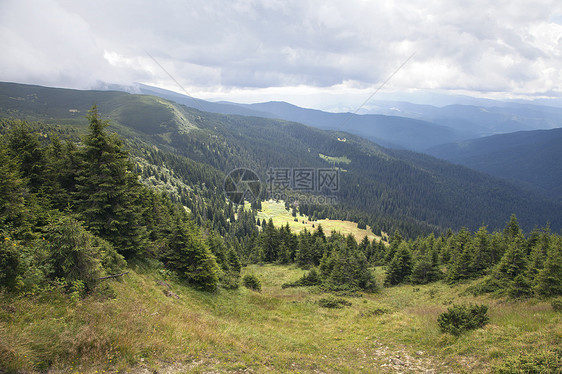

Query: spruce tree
[384,242,413,286]
[446,245,475,283]
[163,218,220,291]
[471,225,492,273]
[534,238,562,297]
[75,106,148,258]
[6,122,47,194]
[259,218,279,262]
[411,249,441,284]
[0,144,25,229]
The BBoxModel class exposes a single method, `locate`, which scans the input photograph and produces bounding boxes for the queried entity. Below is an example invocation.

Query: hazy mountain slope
[2,81,561,234]
[223,100,474,151]
[366,100,562,137]
[426,128,562,200]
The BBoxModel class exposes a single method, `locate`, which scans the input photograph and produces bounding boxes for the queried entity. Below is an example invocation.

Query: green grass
[257,200,384,243]
[319,153,351,165]
[1,264,560,373]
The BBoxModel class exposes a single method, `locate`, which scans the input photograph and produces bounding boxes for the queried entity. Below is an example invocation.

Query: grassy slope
[257,200,384,242]
[1,265,560,373]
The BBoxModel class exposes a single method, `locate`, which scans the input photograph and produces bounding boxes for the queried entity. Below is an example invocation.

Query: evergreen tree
[0,144,25,230]
[384,230,403,263]
[75,106,148,258]
[320,241,376,291]
[259,218,279,262]
[6,122,47,194]
[534,238,562,297]
[384,242,413,286]
[446,245,475,283]
[45,138,82,210]
[162,218,220,291]
[494,238,527,282]
[471,225,492,273]
[504,214,522,240]
[411,249,441,284]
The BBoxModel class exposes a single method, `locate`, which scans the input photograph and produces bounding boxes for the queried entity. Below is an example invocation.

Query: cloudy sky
[1,0,561,110]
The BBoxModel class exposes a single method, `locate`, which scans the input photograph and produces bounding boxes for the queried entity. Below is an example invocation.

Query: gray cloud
[1,0,561,108]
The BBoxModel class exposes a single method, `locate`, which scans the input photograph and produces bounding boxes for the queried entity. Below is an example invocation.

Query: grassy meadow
[1,263,560,373]
[256,200,384,243]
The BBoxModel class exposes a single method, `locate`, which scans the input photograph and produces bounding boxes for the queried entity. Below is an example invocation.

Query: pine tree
[411,249,441,284]
[0,144,25,229]
[75,106,148,258]
[534,238,562,297]
[259,218,279,262]
[446,245,475,283]
[6,122,47,194]
[384,230,403,263]
[471,225,492,273]
[384,242,412,286]
[504,214,522,241]
[163,218,220,291]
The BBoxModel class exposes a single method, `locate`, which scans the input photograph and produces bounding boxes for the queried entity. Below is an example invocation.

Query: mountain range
[130,83,562,152]
[1,81,561,235]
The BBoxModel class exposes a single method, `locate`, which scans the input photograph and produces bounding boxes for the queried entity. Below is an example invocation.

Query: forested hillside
[426,128,562,200]
[2,82,562,237]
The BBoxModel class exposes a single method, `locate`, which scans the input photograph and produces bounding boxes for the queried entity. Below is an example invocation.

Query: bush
[282,268,322,288]
[318,295,352,308]
[220,272,240,290]
[0,237,23,290]
[242,274,261,291]
[437,304,489,336]
[493,348,561,373]
[551,298,562,312]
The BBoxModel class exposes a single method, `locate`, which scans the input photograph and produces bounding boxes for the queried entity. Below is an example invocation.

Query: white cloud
[1,0,561,109]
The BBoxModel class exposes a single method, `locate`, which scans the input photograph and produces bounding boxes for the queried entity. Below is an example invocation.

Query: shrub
[0,237,23,290]
[220,272,240,290]
[551,298,562,312]
[437,304,489,336]
[493,348,561,373]
[318,295,352,308]
[282,268,322,288]
[242,274,261,291]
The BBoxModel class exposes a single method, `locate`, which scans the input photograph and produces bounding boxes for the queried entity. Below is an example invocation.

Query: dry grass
[1,264,560,373]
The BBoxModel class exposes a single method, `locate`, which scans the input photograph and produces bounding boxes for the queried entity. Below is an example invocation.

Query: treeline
[0,109,240,294]
[249,220,378,292]
[244,214,561,298]
[383,214,561,299]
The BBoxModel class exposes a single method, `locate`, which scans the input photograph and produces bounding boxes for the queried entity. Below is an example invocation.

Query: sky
[1,0,562,111]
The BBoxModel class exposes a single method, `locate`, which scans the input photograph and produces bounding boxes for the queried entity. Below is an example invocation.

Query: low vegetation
[437,304,489,336]
[1,264,561,373]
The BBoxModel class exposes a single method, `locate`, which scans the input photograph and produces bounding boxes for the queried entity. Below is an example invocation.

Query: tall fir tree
[534,237,562,297]
[384,242,413,286]
[75,106,148,258]
[163,218,220,291]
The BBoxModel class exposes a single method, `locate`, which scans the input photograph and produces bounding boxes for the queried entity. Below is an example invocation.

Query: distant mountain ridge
[103,83,476,150]
[363,100,562,137]
[108,84,562,152]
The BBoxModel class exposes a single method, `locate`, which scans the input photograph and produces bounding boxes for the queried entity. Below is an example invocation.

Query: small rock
[390,358,405,366]
[157,280,171,290]
[163,289,179,299]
